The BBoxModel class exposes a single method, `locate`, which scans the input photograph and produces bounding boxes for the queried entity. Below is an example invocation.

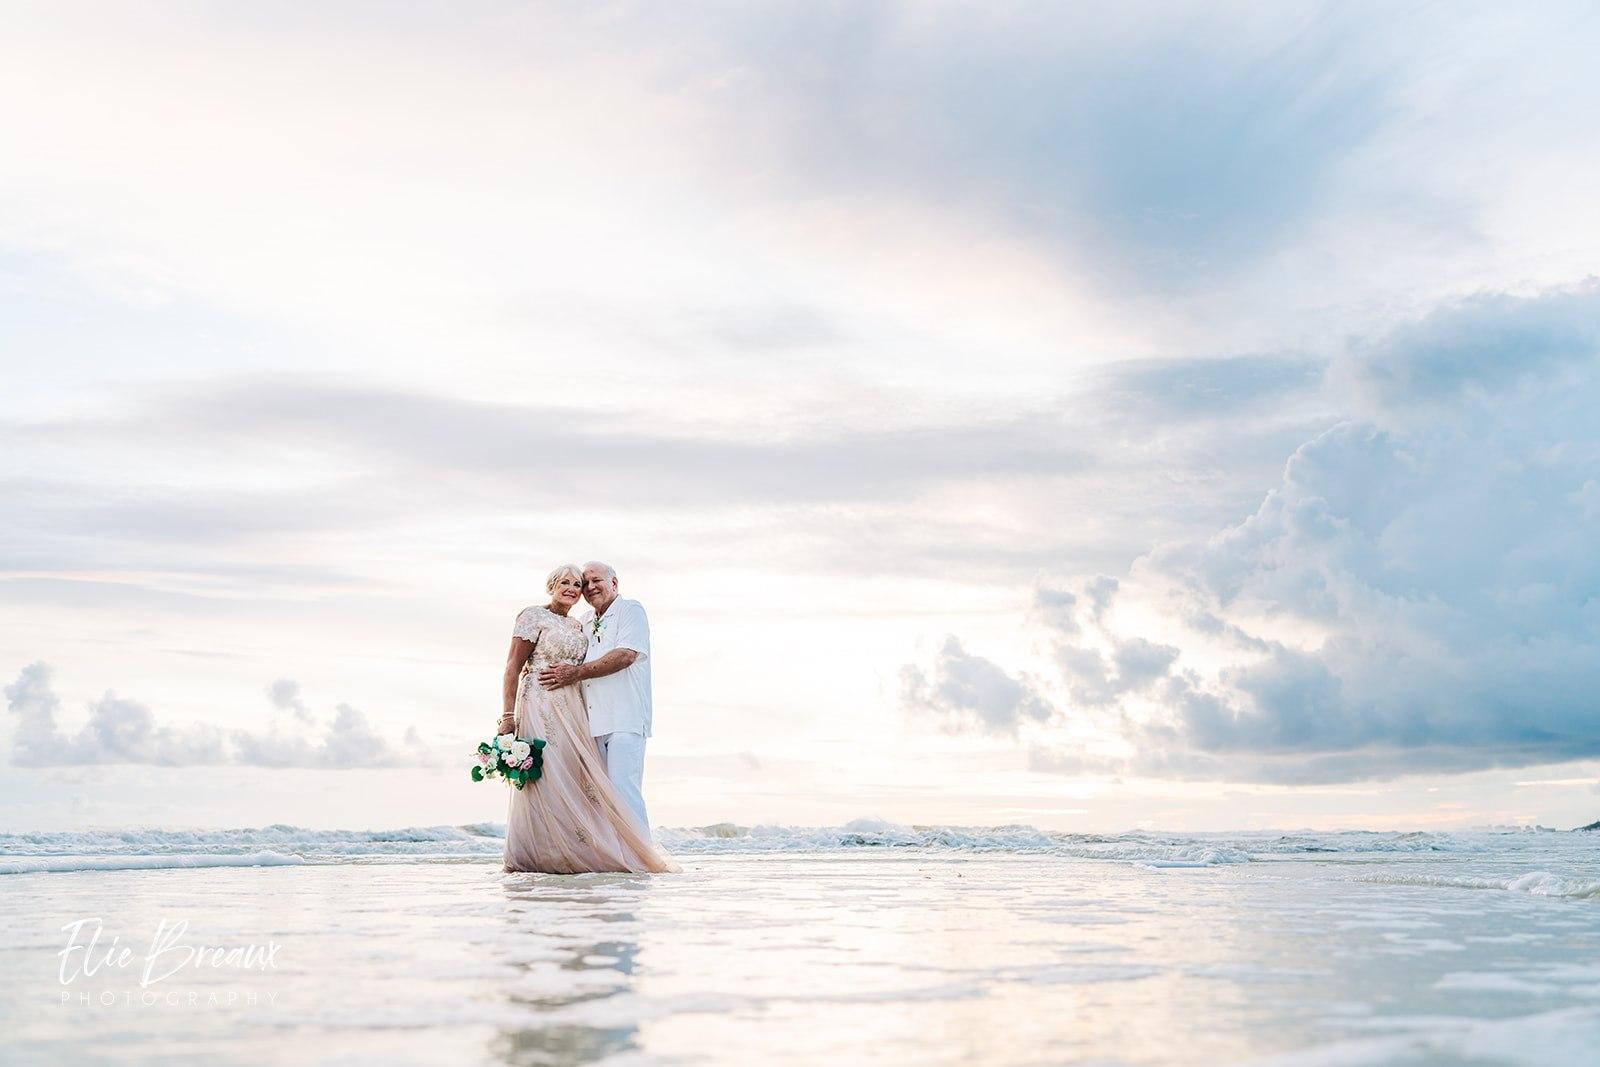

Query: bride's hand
[497,714,515,735]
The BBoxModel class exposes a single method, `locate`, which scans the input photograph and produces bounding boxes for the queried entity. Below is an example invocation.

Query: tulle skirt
[503,671,677,875]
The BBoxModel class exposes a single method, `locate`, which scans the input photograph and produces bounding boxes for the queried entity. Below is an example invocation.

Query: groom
[538,561,654,835]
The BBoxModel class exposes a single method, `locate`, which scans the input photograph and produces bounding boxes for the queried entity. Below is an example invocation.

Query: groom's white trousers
[595,731,650,836]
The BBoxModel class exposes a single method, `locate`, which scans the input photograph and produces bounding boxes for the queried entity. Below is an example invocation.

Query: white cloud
[0,365,1330,600]
[4,663,433,769]
[1340,281,1600,410]
[917,281,1600,783]
[267,678,314,723]
[4,662,71,767]
[901,637,1053,737]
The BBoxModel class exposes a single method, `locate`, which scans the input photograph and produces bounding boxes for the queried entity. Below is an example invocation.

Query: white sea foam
[1233,830,1491,854]
[0,850,305,875]
[653,821,1254,865]
[2,822,1593,880]
[1358,870,1600,901]
[0,823,505,866]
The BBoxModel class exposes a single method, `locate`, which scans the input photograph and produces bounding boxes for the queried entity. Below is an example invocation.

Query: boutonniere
[590,615,606,639]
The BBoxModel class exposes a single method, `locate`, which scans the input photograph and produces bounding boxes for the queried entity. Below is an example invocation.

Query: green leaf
[470,766,484,782]
[477,742,492,755]
[532,738,547,750]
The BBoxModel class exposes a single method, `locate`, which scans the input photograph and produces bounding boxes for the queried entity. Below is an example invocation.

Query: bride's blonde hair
[545,563,583,593]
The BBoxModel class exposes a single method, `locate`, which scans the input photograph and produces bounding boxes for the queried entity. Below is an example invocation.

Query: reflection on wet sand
[490,875,654,1066]
[5,846,1600,1066]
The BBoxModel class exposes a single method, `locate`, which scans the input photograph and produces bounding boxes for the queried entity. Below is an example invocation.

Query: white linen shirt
[579,597,652,738]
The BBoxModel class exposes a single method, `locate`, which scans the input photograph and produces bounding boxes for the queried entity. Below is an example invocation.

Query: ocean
[1,821,1597,1065]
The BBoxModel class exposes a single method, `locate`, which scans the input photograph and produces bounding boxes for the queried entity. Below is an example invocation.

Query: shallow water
[1,828,1597,1065]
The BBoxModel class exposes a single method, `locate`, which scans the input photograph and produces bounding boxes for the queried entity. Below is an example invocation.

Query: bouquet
[472,732,546,789]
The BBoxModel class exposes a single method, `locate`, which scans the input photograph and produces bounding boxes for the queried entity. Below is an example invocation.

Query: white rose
[495,733,517,750]
[508,741,532,764]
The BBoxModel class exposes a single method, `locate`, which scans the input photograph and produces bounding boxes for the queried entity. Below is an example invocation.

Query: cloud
[4,663,432,768]
[4,663,228,765]
[267,678,314,723]
[3,380,1093,511]
[75,691,230,765]
[1040,582,1182,710]
[901,636,1053,737]
[3,662,68,767]
[1342,280,1600,409]
[1032,587,1080,636]
[230,702,423,770]
[0,356,1334,599]
[918,281,1600,783]
[687,4,1396,289]
[1091,354,1327,421]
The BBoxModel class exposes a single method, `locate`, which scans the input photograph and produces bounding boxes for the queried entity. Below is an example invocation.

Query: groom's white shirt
[579,597,652,739]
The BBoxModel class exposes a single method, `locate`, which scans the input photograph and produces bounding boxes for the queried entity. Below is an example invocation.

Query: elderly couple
[498,562,676,874]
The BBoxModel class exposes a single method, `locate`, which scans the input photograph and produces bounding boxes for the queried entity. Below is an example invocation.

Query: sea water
[1,823,1596,1065]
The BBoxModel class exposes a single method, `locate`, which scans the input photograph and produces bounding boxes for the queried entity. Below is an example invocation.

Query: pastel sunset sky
[4,2,1600,832]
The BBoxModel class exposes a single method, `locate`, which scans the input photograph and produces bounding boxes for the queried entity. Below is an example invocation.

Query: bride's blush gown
[502,606,677,874]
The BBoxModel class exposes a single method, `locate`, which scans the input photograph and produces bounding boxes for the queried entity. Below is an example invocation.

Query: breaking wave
[0,824,505,873]
[654,820,1254,866]
[1357,870,1600,901]
[3,819,1587,876]
[0,820,1587,876]
[0,851,306,876]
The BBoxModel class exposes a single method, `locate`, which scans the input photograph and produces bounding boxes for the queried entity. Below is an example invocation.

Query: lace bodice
[513,606,588,670]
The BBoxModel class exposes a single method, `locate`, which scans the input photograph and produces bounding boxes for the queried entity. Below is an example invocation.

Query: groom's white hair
[583,561,617,583]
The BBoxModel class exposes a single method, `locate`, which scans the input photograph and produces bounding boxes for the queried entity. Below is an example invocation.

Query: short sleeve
[512,607,543,642]
[613,601,650,660]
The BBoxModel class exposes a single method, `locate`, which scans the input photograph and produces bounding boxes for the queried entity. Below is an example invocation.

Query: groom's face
[583,568,618,609]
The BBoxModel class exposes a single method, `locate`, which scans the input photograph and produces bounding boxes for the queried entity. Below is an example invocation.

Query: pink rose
[520,757,533,770]
[478,752,490,765]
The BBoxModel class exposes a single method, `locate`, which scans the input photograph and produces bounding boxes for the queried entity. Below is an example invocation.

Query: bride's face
[550,575,583,606]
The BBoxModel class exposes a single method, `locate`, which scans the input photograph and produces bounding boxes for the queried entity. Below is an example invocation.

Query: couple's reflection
[490,874,652,1066]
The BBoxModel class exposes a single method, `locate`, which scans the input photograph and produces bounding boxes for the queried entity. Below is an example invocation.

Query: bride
[498,564,676,874]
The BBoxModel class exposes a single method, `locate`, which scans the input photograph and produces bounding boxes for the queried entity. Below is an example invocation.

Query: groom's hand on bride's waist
[538,663,581,690]
[538,649,636,690]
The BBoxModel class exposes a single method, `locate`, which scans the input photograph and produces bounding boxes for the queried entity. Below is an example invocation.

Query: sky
[3,1,1599,833]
